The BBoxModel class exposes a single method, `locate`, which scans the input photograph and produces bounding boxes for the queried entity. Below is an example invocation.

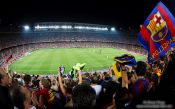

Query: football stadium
[0,0,175,109]
[1,22,146,74]
[0,22,148,74]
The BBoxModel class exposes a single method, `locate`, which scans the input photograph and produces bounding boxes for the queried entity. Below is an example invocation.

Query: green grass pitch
[9,48,146,75]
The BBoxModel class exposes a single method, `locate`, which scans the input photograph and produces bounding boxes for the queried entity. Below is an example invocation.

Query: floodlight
[111,27,116,31]
[23,25,30,31]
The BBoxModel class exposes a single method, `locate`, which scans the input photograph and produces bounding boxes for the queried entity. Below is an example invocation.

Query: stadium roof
[0,0,174,31]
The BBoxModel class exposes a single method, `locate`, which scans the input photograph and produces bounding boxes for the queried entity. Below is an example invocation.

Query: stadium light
[23,25,30,31]
[74,26,108,31]
[34,25,73,30]
[34,24,108,31]
[110,27,116,32]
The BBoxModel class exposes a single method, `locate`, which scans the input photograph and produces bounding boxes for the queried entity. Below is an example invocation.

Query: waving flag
[137,2,175,63]
[6,55,12,63]
[114,54,136,66]
[112,54,136,78]
[70,63,86,78]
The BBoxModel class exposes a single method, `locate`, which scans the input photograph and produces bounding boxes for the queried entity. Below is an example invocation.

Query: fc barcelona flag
[137,2,175,63]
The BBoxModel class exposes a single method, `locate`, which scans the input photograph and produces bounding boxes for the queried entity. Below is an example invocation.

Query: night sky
[0,0,174,30]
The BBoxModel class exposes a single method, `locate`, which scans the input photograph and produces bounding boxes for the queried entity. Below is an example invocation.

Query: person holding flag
[111,54,136,88]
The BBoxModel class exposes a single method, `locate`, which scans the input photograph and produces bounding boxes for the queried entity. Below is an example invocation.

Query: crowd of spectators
[2,30,174,109]
[0,31,138,51]
[0,49,175,109]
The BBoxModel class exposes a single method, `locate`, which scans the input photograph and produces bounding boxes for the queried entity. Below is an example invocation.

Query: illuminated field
[9,48,146,74]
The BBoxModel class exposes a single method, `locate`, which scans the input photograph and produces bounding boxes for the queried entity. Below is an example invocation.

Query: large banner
[137,2,175,63]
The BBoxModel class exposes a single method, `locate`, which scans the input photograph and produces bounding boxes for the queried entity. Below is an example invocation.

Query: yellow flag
[111,63,122,78]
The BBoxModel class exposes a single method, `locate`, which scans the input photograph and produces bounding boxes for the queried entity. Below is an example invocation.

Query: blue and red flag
[137,2,175,63]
